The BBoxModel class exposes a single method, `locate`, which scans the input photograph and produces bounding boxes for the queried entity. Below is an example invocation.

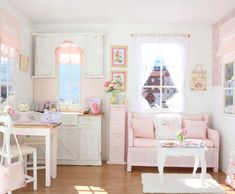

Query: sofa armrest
[128,127,134,147]
[207,128,219,148]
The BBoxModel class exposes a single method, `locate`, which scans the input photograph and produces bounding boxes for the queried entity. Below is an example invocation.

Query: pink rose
[104,80,110,87]
[113,83,119,89]
[182,128,188,136]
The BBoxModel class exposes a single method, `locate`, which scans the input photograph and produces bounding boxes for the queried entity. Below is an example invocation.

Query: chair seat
[0,145,36,158]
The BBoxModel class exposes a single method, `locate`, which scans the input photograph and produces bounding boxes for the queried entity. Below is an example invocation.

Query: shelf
[32,75,56,79]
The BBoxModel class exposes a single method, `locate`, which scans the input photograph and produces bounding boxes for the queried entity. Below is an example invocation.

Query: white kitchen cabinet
[57,114,102,165]
[33,35,55,78]
[77,116,102,165]
[84,34,104,78]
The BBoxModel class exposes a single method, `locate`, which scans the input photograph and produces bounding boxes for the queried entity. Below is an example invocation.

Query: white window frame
[142,59,177,109]
[0,46,15,104]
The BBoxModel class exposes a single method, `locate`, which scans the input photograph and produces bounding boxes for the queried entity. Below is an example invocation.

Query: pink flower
[182,128,188,136]
[4,105,15,116]
[113,83,119,89]
[104,80,110,87]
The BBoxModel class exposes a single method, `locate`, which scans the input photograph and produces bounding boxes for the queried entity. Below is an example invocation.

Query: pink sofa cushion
[184,120,207,139]
[132,118,154,139]
[133,138,157,147]
[182,114,208,127]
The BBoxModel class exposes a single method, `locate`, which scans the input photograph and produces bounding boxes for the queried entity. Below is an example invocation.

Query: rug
[141,173,225,194]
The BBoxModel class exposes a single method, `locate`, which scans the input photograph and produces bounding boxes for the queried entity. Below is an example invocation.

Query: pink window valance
[0,9,20,51]
[55,41,83,65]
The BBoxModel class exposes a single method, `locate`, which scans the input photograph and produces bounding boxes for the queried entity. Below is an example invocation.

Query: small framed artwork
[111,46,128,67]
[19,54,29,72]
[111,70,127,92]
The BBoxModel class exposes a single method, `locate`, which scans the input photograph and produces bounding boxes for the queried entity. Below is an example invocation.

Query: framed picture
[19,54,29,72]
[191,64,207,91]
[111,46,128,67]
[111,70,127,92]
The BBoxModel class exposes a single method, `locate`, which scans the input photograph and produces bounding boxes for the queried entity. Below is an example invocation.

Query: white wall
[211,11,235,173]
[33,23,212,160]
[0,0,33,106]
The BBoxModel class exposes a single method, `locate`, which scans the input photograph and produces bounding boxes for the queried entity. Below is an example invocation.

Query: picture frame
[111,70,127,92]
[111,46,128,67]
[19,54,29,72]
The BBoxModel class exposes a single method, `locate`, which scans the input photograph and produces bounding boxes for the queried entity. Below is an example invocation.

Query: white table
[157,142,207,184]
[13,123,60,187]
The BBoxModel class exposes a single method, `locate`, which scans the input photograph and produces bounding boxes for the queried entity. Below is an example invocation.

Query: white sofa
[127,112,219,172]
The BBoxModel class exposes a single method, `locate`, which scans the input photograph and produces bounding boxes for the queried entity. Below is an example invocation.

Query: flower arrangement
[104,80,121,93]
[104,79,122,104]
[176,128,188,143]
[3,105,15,116]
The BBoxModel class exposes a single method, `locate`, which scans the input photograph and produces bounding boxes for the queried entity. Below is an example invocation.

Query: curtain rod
[130,33,190,37]
[32,32,105,36]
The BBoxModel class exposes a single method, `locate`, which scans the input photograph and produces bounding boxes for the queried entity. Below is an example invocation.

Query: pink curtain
[0,9,20,51]
[55,41,83,65]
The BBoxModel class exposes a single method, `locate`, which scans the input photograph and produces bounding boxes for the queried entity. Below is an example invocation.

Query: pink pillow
[132,118,154,139]
[184,120,207,139]
[182,114,208,127]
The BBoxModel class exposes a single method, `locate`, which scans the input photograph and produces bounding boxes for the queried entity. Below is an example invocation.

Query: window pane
[0,85,7,103]
[162,88,178,108]
[224,62,234,88]
[60,64,69,82]
[142,87,160,107]
[225,89,233,114]
[1,57,7,82]
[71,64,80,83]
[162,65,174,86]
[8,85,14,96]
[8,59,14,84]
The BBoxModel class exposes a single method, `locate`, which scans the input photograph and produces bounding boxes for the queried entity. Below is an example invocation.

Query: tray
[160,142,176,148]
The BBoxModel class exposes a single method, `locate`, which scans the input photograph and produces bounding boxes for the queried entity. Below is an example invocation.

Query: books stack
[184,139,204,148]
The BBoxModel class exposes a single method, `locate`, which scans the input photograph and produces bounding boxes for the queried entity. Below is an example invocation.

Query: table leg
[200,153,207,180]
[157,154,165,184]
[45,133,51,187]
[193,156,199,177]
[52,128,58,178]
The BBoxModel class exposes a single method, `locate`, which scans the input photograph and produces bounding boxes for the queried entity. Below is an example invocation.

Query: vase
[110,94,117,104]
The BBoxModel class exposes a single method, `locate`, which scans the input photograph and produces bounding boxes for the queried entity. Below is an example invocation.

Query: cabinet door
[79,126,100,161]
[34,36,55,77]
[57,125,80,161]
[84,35,104,77]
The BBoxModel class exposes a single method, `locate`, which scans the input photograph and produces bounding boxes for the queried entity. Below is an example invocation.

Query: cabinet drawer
[110,108,125,122]
[110,134,124,146]
[78,116,101,126]
[61,114,78,125]
[110,123,125,133]
[109,147,124,161]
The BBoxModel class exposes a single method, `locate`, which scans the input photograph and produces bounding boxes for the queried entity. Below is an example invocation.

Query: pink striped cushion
[132,118,154,139]
[184,120,207,139]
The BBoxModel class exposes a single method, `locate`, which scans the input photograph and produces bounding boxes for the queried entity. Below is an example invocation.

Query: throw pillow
[153,113,181,140]
[182,114,209,127]
[132,118,154,139]
[184,120,207,139]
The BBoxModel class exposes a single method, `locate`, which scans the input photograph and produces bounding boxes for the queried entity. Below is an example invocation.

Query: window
[141,43,183,109]
[56,41,83,105]
[0,44,15,104]
[224,62,234,114]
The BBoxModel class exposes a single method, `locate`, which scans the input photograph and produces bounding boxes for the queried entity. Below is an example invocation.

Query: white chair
[0,112,37,191]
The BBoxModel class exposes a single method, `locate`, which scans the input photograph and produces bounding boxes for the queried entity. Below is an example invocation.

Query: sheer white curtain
[130,34,189,112]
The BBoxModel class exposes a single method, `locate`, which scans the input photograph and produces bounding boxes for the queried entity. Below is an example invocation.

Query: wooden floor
[15,164,235,194]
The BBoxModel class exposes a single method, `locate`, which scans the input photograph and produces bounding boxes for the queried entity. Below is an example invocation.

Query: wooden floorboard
[14,164,235,194]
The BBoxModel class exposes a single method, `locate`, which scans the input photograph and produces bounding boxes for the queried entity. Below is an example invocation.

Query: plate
[160,142,176,148]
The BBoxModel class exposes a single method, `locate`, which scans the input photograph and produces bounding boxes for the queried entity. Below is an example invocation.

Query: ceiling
[5,0,235,25]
